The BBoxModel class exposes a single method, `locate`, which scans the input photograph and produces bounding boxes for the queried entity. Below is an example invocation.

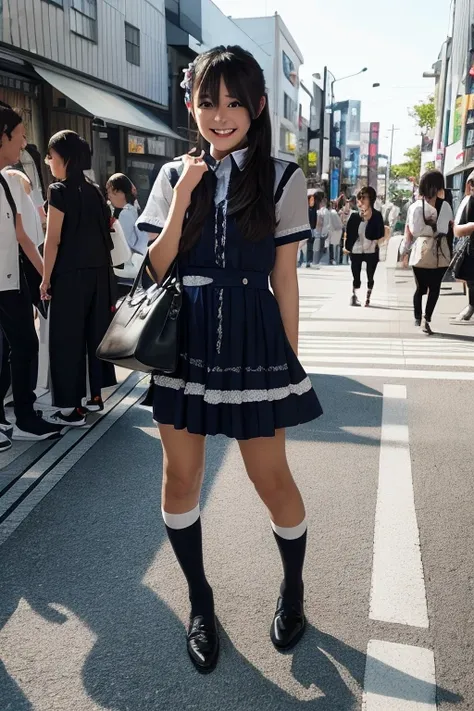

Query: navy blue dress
[137,149,323,440]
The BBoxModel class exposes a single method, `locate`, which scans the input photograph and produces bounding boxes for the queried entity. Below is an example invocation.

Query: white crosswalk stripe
[298,333,474,373]
[298,295,332,319]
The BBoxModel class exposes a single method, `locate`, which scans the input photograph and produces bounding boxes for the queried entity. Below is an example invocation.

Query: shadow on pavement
[0,379,463,709]
[288,375,383,448]
[291,624,462,709]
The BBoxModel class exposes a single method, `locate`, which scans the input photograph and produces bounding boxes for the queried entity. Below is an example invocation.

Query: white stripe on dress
[153,375,313,404]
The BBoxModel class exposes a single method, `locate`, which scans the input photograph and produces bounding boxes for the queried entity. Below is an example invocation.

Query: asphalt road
[0,262,473,711]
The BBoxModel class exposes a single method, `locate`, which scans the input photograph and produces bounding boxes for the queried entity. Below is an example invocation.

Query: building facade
[330,99,361,198]
[0,0,182,203]
[431,0,474,210]
[233,14,303,161]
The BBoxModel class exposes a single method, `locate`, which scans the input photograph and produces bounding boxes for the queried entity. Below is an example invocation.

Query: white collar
[213,147,248,173]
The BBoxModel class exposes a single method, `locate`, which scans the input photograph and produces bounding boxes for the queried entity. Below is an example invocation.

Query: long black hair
[106,173,136,205]
[181,45,275,250]
[47,130,91,181]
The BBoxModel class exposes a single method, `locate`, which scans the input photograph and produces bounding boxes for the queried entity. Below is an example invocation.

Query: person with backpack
[0,107,63,444]
[404,170,453,334]
[40,131,116,423]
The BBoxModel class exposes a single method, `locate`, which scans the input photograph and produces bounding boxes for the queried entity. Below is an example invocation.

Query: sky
[213,0,452,163]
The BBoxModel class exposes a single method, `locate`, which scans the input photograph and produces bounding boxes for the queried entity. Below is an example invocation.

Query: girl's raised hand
[174,149,209,202]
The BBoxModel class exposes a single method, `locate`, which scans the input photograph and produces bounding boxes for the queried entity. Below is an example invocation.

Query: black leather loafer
[270,596,306,651]
[187,615,219,673]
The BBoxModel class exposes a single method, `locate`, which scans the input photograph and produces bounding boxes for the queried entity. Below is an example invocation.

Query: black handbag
[96,255,182,373]
[449,237,469,279]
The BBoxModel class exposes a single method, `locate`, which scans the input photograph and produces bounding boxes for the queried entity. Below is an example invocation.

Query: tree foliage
[390,145,421,182]
[409,96,436,133]
[389,187,413,207]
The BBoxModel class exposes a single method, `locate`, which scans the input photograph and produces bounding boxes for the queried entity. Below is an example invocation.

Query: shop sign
[128,135,146,154]
[308,151,318,168]
[453,95,468,144]
[464,94,474,148]
[444,139,464,174]
[147,137,166,156]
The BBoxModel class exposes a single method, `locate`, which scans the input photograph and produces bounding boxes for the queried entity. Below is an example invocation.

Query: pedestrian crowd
[0,107,148,453]
[2,42,474,680]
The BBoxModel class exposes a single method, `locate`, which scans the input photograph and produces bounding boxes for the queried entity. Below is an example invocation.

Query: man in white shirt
[0,107,62,442]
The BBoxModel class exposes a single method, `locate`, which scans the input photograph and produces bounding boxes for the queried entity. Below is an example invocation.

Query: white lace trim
[179,354,288,373]
[274,223,311,239]
[153,375,313,404]
[182,276,214,286]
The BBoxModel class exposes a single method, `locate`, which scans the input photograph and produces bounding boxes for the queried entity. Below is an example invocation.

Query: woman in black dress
[137,45,322,673]
[40,131,116,424]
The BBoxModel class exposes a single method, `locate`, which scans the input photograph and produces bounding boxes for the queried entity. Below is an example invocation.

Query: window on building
[70,0,97,42]
[282,51,297,87]
[284,93,296,124]
[125,22,140,66]
[349,107,359,135]
[280,126,296,154]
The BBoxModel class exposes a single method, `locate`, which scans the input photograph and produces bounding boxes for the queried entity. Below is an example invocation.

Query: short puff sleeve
[136,165,173,234]
[274,167,312,246]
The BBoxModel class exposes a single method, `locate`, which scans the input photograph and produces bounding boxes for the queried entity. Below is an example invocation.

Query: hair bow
[180,62,195,110]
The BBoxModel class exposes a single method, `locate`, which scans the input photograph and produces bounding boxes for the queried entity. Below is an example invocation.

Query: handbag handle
[129,253,180,299]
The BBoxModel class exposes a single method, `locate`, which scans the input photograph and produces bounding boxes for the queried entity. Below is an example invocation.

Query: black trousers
[0,273,38,422]
[49,267,116,408]
[412,267,447,322]
[350,253,379,290]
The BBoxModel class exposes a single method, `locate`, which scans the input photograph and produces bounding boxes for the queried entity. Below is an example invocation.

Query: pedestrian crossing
[298,333,474,374]
[298,294,332,319]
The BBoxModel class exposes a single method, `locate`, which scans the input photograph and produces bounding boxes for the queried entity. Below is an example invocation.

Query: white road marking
[363,640,436,710]
[303,365,474,380]
[0,376,147,546]
[300,354,474,367]
[369,385,428,627]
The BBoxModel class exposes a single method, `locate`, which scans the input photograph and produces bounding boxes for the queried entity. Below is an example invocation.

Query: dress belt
[181,267,269,290]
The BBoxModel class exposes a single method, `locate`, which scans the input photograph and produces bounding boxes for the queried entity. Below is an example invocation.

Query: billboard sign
[368,122,380,190]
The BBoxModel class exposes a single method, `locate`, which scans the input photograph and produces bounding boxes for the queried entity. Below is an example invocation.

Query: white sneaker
[0,431,12,452]
[452,305,474,323]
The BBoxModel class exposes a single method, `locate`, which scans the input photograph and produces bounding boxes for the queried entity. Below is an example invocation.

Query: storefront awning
[33,65,181,141]
[445,160,474,177]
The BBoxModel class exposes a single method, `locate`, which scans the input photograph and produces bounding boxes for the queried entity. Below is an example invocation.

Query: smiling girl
[137,45,323,673]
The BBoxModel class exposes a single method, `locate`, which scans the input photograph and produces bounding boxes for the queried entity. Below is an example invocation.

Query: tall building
[359,122,370,187]
[232,14,303,161]
[0,0,182,203]
[430,0,474,209]
[331,100,361,197]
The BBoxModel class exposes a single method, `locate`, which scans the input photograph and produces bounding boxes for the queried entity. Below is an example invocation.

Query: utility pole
[386,124,399,202]
[318,66,328,179]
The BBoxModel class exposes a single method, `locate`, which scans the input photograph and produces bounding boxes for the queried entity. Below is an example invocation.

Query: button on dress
[137,149,323,439]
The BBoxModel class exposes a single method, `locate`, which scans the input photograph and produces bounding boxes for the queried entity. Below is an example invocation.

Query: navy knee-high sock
[271,519,307,602]
[162,504,214,619]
